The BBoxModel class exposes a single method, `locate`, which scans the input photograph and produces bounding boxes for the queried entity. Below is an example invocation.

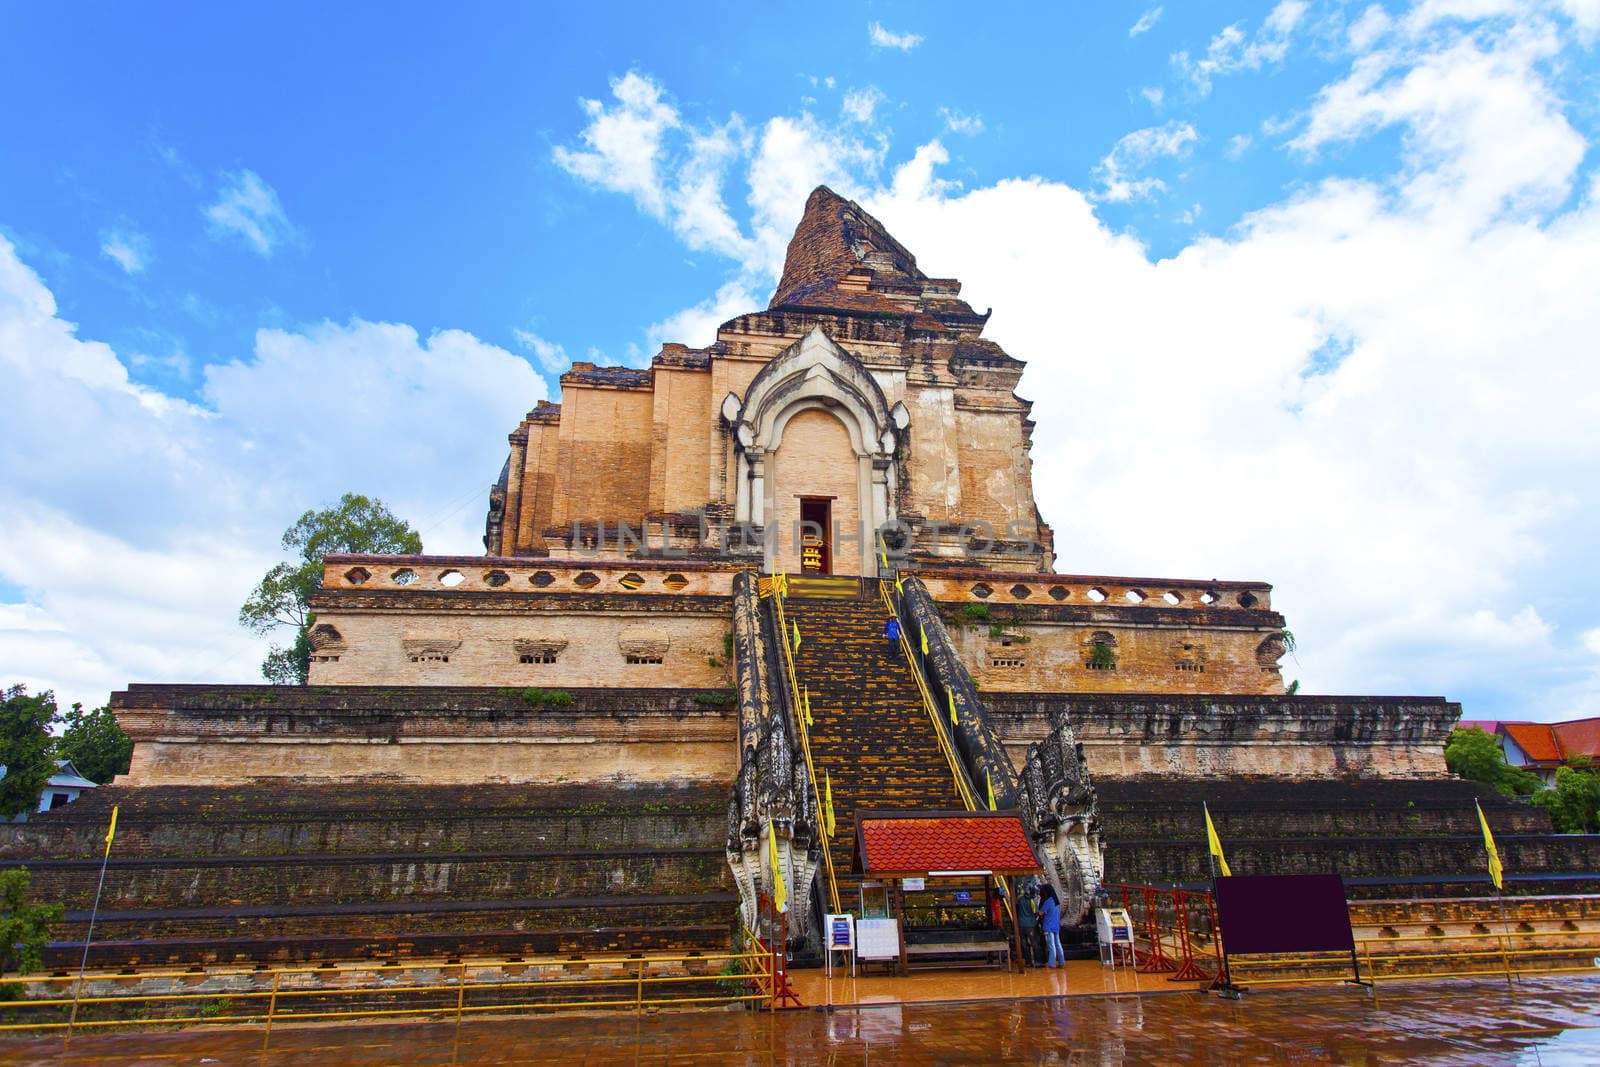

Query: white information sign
[856,918,902,961]
[902,877,925,892]
[823,912,856,977]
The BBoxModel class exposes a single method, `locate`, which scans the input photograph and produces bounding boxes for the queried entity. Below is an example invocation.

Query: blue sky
[2,1,1600,721]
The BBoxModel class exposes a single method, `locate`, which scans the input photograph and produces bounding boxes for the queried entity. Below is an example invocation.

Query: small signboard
[856,918,901,961]
[824,912,856,977]
[902,877,925,892]
[827,913,855,951]
[1096,907,1134,967]
[955,890,972,904]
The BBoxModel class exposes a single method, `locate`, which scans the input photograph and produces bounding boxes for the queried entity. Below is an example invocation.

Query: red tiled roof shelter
[1503,717,1600,768]
[855,810,1041,877]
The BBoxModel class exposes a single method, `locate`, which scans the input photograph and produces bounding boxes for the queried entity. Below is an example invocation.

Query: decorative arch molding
[721,327,909,574]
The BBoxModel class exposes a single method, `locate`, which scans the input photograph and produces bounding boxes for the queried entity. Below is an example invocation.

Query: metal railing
[762,574,840,915]
[0,946,774,1041]
[1106,882,1600,992]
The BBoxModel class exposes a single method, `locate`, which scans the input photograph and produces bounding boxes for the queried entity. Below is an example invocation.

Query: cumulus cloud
[203,170,298,256]
[1176,0,1307,94]
[550,2,1600,719]
[1130,6,1164,37]
[868,21,923,51]
[1095,120,1198,202]
[0,233,545,707]
[100,229,150,274]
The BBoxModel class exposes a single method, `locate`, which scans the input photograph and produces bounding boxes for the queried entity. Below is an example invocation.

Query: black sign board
[1213,874,1354,956]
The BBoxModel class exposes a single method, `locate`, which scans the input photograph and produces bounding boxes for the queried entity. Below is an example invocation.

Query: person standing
[1018,884,1040,967]
[884,616,901,659]
[1039,884,1063,969]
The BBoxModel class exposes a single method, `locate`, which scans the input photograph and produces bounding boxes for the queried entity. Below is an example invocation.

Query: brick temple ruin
[4,187,1595,972]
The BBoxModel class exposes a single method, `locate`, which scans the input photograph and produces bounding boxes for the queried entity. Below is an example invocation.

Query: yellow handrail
[879,579,977,811]
[880,578,1021,936]
[767,576,841,915]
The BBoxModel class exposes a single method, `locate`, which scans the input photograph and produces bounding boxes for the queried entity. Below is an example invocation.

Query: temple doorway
[800,497,832,574]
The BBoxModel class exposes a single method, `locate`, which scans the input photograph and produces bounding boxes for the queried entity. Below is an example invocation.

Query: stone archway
[722,327,908,576]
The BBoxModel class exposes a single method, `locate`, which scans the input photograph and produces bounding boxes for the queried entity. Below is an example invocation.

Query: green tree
[0,687,58,821]
[0,868,63,978]
[1531,763,1600,833]
[1444,726,1543,797]
[239,493,422,685]
[54,703,133,785]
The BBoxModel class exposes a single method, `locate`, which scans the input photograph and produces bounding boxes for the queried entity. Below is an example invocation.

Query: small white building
[38,759,98,813]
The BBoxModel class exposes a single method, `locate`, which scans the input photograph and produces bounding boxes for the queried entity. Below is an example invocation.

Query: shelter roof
[855,810,1040,877]
[1502,722,1565,764]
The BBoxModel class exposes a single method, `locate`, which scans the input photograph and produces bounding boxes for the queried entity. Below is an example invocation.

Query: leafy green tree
[1444,726,1543,797]
[0,868,63,977]
[0,687,58,821]
[1532,763,1600,833]
[239,493,422,684]
[54,703,133,785]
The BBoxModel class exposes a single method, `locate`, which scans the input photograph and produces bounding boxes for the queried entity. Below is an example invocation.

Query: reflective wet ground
[2,976,1597,1065]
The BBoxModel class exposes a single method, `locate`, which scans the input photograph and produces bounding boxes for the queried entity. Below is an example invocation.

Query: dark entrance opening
[799,497,832,574]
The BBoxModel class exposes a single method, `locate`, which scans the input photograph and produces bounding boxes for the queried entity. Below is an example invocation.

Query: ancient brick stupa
[8,187,1591,971]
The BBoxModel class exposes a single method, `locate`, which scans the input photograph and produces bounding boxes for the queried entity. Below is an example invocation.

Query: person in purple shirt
[1039,884,1063,968]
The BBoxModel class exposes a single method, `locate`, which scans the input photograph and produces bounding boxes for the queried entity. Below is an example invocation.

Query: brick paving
[4,976,1597,1065]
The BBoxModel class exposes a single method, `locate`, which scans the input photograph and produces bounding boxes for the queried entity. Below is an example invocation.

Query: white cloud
[939,108,986,136]
[1130,6,1164,37]
[1140,86,1165,109]
[868,21,923,51]
[842,86,886,124]
[100,229,150,274]
[1094,120,1199,202]
[203,170,297,257]
[551,3,1600,720]
[513,329,570,374]
[1176,0,1308,94]
[0,232,545,709]
[1226,133,1254,158]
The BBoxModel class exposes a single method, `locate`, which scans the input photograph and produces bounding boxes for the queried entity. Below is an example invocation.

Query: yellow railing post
[261,970,281,1052]
[454,960,467,1036]
[635,958,646,1013]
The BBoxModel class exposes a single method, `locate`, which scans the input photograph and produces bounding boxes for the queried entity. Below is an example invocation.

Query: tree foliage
[1443,726,1543,797]
[0,868,63,977]
[0,687,58,821]
[55,703,133,785]
[1531,763,1600,834]
[239,493,421,685]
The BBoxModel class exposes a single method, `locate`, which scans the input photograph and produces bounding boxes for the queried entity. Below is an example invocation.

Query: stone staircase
[0,782,736,969]
[784,588,966,913]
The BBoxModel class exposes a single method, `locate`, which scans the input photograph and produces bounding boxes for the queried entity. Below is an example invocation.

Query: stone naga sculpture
[1018,719,1106,925]
[725,572,821,940]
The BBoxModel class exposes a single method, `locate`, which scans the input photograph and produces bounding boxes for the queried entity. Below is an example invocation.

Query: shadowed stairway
[785,585,965,912]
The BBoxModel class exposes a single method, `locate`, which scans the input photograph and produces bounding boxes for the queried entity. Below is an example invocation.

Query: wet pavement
[1,975,1596,1065]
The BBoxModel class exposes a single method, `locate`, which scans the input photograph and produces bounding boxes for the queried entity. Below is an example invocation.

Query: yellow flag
[1476,800,1504,891]
[767,818,788,913]
[803,686,813,728]
[1204,803,1232,878]
[895,573,904,597]
[824,771,836,839]
[920,625,929,655]
[948,690,958,726]
[987,771,996,811]
[791,621,801,653]
[879,537,888,569]
[104,804,119,852]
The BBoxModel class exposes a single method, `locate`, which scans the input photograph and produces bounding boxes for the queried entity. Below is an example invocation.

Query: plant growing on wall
[238,493,422,685]
[0,868,62,981]
[1088,641,1116,671]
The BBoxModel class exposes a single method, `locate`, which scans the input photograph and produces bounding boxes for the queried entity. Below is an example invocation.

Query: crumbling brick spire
[769,185,928,311]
